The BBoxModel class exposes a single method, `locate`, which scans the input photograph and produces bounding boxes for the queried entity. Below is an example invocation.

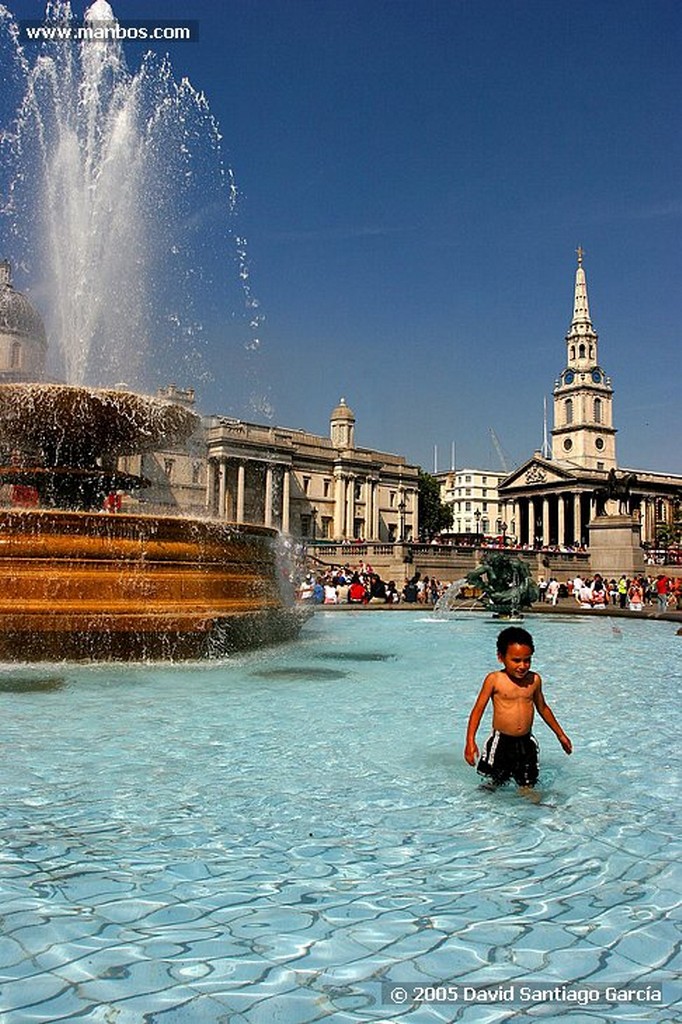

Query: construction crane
[489,427,510,473]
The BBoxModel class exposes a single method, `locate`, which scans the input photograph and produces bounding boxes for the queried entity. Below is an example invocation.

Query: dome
[330,397,355,421]
[0,261,47,346]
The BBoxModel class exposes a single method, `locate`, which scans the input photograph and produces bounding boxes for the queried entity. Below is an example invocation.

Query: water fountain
[0,2,301,660]
[435,554,538,620]
[465,551,538,619]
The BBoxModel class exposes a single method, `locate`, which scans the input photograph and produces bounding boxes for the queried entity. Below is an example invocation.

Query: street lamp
[474,508,481,539]
[501,521,508,547]
[311,507,318,542]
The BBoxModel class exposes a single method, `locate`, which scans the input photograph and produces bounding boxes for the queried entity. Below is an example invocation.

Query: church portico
[509,480,595,549]
[206,454,292,530]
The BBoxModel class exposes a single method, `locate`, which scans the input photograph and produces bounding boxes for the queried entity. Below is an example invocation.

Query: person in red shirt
[348,574,367,603]
[655,575,669,612]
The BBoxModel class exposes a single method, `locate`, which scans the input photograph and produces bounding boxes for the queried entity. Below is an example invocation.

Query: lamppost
[474,508,481,540]
[501,521,508,547]
[398,499,406,543]
[311,507,318,542]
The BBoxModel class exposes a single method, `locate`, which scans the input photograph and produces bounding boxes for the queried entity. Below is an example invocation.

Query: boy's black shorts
[477,730,539,787]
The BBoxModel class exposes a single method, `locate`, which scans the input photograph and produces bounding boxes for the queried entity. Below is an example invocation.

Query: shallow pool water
[0,611,679,1022]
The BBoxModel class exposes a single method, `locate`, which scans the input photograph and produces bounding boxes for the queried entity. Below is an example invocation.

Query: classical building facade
[498,250,680,548]
[202,398,419,542]
[128,394,420,543]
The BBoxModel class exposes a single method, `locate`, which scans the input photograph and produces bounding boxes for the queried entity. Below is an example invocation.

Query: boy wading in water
[465,627,572,792]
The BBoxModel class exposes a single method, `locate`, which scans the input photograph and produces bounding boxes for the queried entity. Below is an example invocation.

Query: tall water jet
[0,2,301,661]
[1,0,260,392]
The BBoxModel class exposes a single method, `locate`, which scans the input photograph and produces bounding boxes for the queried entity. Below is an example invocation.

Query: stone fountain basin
[0,382,199,459]
[0,509,302,660]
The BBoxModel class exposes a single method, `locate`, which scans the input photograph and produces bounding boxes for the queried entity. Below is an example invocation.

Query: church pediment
[500,456,581,491]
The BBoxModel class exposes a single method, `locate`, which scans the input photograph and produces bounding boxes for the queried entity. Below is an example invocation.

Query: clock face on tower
[592,370,602,383]
[564,370,574,384]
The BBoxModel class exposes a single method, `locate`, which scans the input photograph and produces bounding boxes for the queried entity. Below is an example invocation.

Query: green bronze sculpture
[465,551,538,618]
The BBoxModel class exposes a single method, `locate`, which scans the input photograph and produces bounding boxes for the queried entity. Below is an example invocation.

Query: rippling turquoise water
[0,612,679,1022]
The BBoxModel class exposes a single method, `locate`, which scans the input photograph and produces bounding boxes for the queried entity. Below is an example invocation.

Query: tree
[417,469,452,541]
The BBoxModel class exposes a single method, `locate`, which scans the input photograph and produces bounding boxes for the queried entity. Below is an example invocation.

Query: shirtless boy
[464,627,572,789]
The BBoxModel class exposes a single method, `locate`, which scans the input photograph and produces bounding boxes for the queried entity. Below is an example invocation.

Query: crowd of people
[297,562,680,613]
[296,564,449,605]
[537,572,680,612]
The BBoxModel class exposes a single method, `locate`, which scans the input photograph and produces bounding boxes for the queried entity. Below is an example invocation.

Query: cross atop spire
[571,248,592,328]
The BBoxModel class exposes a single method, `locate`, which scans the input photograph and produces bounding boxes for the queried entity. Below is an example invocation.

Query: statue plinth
[588,514,645,578]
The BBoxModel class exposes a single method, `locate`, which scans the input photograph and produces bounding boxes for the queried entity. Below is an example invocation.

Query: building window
[465,501,471,511]
[565,399,573,425]
[594,398,602,423]
[164,459,175,480]
[191,462,202,484]
[303,476,311,494]
[10,341,21,368]
[465,475,471,482]
[355,482,362,501]
[389,492,396,507]
[323,479,330,497]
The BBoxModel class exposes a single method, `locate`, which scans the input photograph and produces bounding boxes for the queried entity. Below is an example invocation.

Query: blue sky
[3,0,681,474]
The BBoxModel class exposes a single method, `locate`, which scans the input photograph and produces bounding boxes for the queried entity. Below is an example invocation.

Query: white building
[438,468,509,537]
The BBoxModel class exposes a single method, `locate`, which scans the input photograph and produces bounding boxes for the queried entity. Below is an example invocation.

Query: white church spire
[571,245,592,327]
[565,245,599,370]
[552,248,617,469]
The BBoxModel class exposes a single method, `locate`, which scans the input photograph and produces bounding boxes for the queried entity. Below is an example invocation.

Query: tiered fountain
[0,381,301,661]
[0,2,302,660]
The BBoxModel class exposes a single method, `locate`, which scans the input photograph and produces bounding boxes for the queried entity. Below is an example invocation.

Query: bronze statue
[465,552,538,617]
[594,468,638,516]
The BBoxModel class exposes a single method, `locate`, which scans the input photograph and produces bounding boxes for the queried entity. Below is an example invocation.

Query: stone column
[334,473,345,538]
[282,467,291,534]
[641,497,653,544]
[237,461,246,524]
[542,497,550,546]
[368,481,378,544]
[264,464,273,528]
[218,459,227,518]
[346,476,355,540]
[527,499,534,547]
[205,458,217,515]
[573,492,582,546]
[365,479,373,541]
[557,494,565,547]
